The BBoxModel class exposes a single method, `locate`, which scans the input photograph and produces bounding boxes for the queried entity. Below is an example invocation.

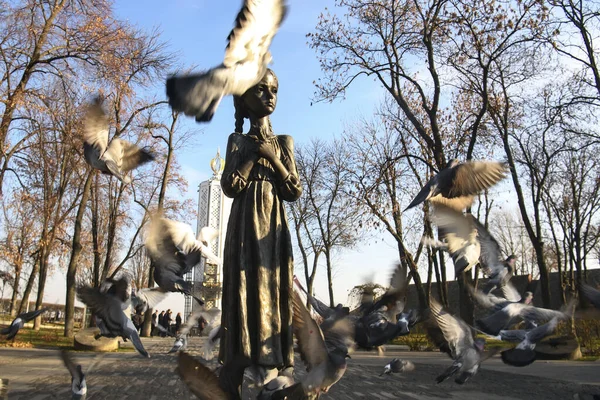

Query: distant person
[151,311,158,337]
[158,310,165,337]
[175,312,182,334]
[163,309,172,336]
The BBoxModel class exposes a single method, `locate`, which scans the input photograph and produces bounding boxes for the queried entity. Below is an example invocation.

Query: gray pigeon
[477,300,572,336]
[83,96,154,183]
[1,308,48,340]
[169,335,187,353]
[429,299,497,384]
[61,350,87,399]
[77,281,149,358]
[292,289,354,395]
[380,358,415,376]
[493,317,559,367]
[405,159,508,211]
[166,0,288,122]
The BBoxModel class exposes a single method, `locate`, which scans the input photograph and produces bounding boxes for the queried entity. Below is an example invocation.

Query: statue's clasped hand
[257,140,276,162]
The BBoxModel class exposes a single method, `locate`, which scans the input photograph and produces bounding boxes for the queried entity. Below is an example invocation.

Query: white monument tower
[184,149,232,319]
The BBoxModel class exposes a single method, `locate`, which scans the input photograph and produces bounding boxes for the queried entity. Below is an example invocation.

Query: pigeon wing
[307,294,335,320]
[224,0,288,68]
[176,352,228,400]
[446,161,508,198]
[136,287,169,309]
[77,286,124,332]
[368,263,409,316]
[83,98,109,154]
[526,317,558,344]
[404,179,437,211]
[429,299,473,358]
[472,218,503,276]
[111,139,154,173]
[292,289,328,370]
[18,308,48,323]
[105,277,130,303]
[520,305,568,323]
[500,281,522,303]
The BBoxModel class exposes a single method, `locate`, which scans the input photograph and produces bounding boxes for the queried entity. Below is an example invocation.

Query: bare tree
[0,189,39,315]
[291,139,363,307]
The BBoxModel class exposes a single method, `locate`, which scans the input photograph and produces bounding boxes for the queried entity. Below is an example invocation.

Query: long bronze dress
[219,130,302,369]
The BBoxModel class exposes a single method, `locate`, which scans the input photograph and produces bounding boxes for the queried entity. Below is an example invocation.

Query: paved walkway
[0,338,599,399]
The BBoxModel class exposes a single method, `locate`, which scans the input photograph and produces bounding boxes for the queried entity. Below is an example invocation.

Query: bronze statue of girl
[219,69,302,396]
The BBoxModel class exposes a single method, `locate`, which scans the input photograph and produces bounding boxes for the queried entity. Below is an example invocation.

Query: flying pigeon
[145,215,221,301]
[292,289,353,395]
[83,96,154,183]
[176,352,250,400]
[166,0,288,122]
[77,280,150,358]
[405,159,508,211]
[380,358,415,376]
[354,263,418,351]
[1,308,48,340]
[61,350,87,400]
[428,299,498,384]
[493,317,560,367]
[423,205,481,274]
[476,299,572,336]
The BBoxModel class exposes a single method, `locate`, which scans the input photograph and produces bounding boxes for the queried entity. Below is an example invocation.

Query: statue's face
[243,72,278,118]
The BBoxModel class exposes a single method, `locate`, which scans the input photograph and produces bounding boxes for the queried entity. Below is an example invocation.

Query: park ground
[0,335,599,400]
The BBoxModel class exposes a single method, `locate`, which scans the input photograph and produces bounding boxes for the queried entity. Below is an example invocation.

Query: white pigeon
[166,0,288,122]
[83,96,154,183]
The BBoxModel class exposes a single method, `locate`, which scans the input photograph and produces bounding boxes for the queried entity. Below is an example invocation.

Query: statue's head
[234,69,279,133]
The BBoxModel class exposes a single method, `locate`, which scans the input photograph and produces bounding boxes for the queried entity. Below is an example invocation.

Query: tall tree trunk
[9,261,22,316]
[33,249,49,330]
[501,134,552,307]
[64,171,93,337]
[325,250,335,307]
[17,256,39,315]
